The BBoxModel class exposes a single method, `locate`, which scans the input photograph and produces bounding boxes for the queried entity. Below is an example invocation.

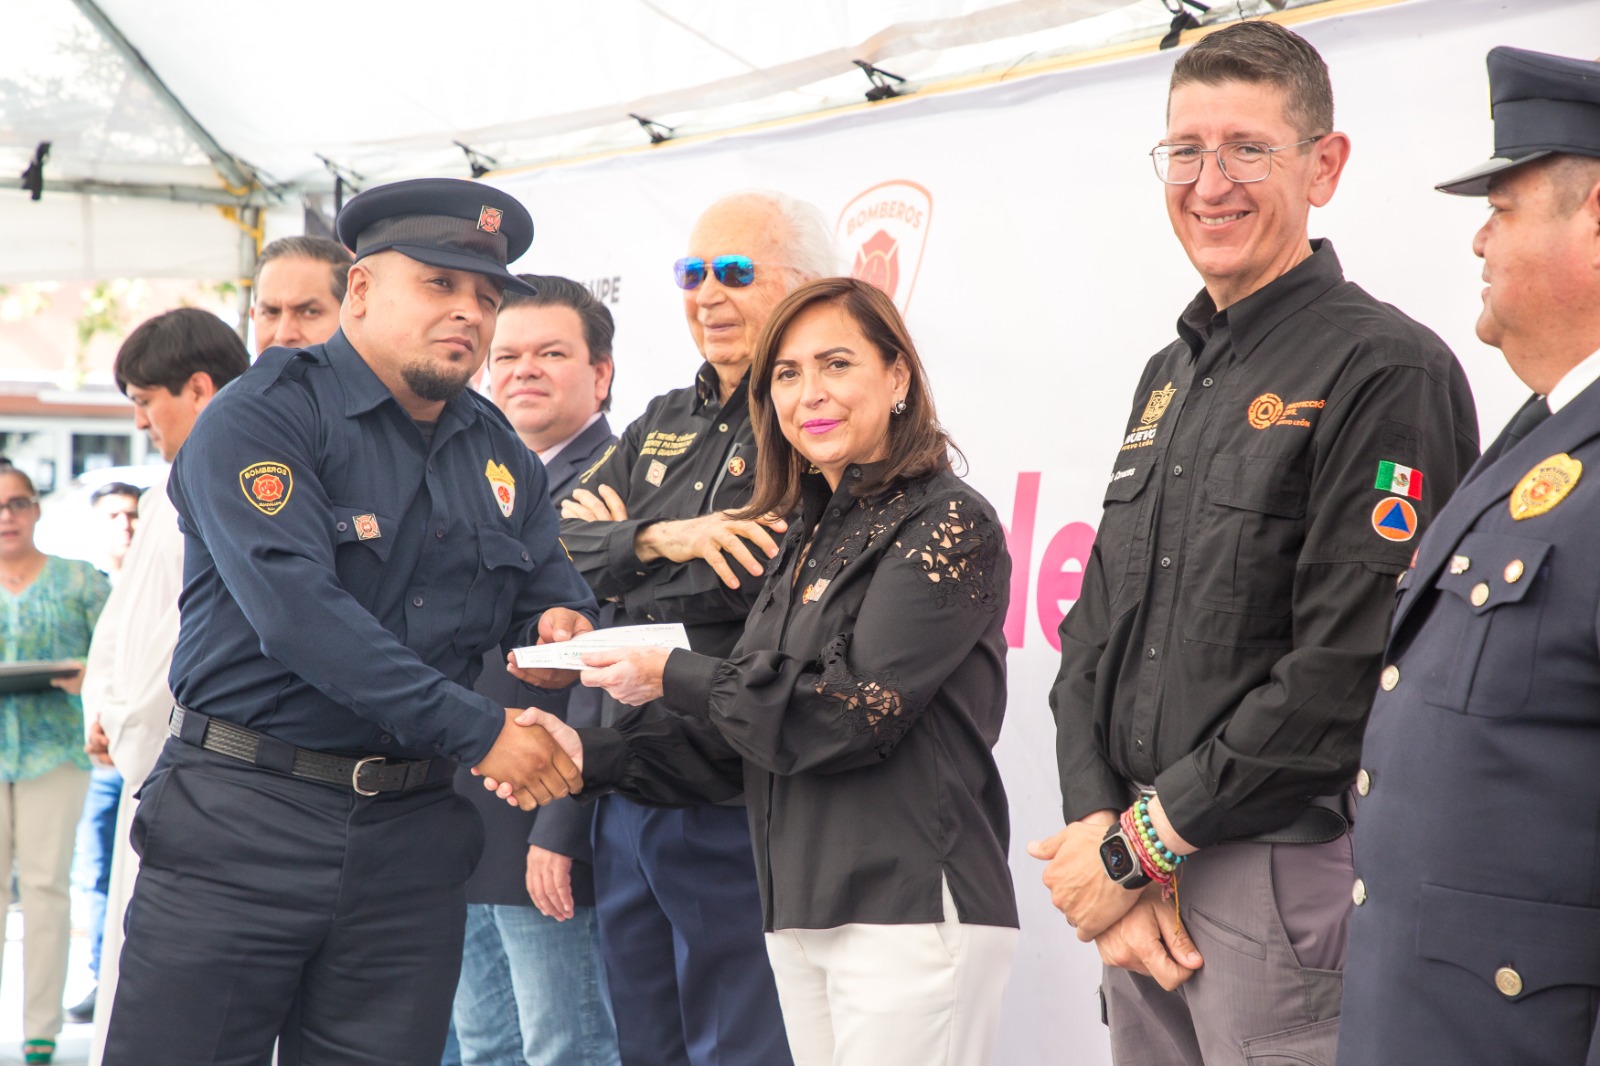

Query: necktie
[1501,394,1551,451]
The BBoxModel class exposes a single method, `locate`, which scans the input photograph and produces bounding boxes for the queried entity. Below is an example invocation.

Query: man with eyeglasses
[1029,20,1478,1064]
[554,190,838,1066]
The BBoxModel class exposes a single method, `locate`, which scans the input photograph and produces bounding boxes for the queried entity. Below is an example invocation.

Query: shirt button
[832,508,841,517]
[1352,878,1367,906]
[850,468,862,479]
[1134,738,1144,751]
[1380,665,1400,691]
[412,595,424,608]
[1355,769,1371,796]
[1504,559,1525,583]
[435,528,445,540]
[1160,556,1172,569]
[1470,581,1490,607]
[1494,967,1523,998]
[521,550,530,561]
[379,734,392,745]
[336,522,348,532]
[694,481,704,491]
[1201,377,1214,388]
[1146,646,1156,660]
[718,423,729,432]
[808,559,817,568]
[1172,464,1183,477]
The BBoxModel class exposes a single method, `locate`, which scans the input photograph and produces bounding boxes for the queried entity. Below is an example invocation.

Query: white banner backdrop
[492,1,1596,1060]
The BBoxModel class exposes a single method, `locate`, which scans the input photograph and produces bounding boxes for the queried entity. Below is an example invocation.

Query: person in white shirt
[80,308,252,1064]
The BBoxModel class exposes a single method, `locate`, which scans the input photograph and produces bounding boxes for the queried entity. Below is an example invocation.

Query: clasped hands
[470,607,593,811]
[1028,810,1203,991]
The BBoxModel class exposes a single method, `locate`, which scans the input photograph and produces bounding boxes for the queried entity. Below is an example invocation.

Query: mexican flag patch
[1374,460,1423,500]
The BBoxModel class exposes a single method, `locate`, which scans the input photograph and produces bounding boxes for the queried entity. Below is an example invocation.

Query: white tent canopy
[2,0,1307,283]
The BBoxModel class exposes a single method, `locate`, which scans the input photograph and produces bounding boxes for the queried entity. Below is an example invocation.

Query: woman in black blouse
[511,277,1018,1065]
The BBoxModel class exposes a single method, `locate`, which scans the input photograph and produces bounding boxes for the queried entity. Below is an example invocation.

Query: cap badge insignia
[477,206,503,234]
[239,461,293,516]
[1510,453,1581,521]
[354,513,381,540]
[1371,497,1418,542]
[485,460,516,518]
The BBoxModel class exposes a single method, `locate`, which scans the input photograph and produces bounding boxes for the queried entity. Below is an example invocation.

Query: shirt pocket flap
[1204,453,1309,518]
[330,503,395,561]
[1433,533,1549,614]
[1102,462,1154,505]
[1420,883,1600,996]
[477,526,536,573]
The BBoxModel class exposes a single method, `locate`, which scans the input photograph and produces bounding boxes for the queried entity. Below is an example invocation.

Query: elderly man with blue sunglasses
[554,190,838,1066]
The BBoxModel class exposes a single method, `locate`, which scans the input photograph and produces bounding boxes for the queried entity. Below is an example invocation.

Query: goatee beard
[402,361,472,403]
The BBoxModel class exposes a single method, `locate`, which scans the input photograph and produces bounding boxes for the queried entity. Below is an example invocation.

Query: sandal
[23,1039,54,1064]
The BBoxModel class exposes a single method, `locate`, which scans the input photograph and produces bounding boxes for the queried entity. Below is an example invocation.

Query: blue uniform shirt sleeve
[169,376,517,765]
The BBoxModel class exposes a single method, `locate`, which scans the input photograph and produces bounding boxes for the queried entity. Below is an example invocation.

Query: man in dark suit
[452,275,621,1066]
[1338,47,1600,1066]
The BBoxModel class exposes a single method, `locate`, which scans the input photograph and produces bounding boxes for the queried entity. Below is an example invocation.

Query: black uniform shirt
[579,465,1019,931]
[559,363,761,731]
[167,331,597,764]
[1051,241,1479,847]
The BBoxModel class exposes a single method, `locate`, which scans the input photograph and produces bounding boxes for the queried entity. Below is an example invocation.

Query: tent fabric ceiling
[1,0,1306,282]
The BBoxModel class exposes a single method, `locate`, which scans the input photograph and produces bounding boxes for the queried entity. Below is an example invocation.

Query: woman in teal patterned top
[0,467,111,1065]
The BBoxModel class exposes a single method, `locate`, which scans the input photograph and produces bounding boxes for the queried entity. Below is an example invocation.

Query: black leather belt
[168,705,452,796]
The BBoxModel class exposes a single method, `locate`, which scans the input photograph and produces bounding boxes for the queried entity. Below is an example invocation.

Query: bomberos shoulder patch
[240,462,293,515]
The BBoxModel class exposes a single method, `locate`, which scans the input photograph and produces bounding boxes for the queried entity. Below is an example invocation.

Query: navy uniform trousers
[104,739,483,1066]
[592,795,788,1066]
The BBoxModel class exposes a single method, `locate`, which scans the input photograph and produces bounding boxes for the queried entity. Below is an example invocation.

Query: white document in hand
[513,623,692,671]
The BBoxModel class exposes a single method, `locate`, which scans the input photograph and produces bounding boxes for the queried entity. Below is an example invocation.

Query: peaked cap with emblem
[335,177,537,294]
[1437,46,1600,196]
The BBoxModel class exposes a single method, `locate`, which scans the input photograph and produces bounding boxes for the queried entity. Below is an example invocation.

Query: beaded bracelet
[1119,795,1185,885]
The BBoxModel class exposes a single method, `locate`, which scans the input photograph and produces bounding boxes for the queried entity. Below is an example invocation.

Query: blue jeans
[74,764,121,978]
[452,902,620,1066]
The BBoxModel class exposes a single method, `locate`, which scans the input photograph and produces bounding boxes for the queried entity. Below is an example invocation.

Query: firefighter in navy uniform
[1339,48,1600,1066]
[104,178,597,1066]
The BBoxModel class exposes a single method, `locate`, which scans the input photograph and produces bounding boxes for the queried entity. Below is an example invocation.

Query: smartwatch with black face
[1099,822,1152,890]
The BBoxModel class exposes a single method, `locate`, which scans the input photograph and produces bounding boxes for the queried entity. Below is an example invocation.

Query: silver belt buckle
[351,755,386,796]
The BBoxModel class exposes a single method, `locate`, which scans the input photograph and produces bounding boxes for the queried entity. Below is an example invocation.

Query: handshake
[471,607,677,810]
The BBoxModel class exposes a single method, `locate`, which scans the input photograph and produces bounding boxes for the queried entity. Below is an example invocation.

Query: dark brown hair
[1170,20,1333,139]
[501,274,616,411]
[254,236,354,303]
[738,277,957,520]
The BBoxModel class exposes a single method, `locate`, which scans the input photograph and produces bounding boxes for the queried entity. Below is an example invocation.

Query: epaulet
[252,346,322,388]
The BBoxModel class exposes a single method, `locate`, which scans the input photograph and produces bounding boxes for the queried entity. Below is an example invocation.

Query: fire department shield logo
[485,460,516,518]
[477,206,503,234]
[835,180,933,314]
[239,462,293,516]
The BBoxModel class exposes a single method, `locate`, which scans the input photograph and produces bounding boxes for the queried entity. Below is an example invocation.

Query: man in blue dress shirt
[104,178,598,1066]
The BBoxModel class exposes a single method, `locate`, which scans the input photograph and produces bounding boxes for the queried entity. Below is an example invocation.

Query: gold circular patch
[1247,393,1285,430]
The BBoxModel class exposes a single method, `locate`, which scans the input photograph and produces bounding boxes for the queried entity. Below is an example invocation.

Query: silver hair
[705,189,841,284]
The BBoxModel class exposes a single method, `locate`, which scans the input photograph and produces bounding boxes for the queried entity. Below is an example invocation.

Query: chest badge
[1371,497,1418,542]
[1140,382,1176,426]
[727,456,747,478]
[645,460,667,487]
[353,513,381,540]
[240,461,293,516]
[802,578,830,604]
[1510,453,1581,521]
[485,460,516,518]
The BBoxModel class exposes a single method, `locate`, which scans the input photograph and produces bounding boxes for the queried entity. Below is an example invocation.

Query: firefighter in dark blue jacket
[1339,47,1600,1066]
[104,178,598,1066]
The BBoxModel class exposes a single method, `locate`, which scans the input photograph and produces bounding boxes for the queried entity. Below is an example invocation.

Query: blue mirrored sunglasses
[673,255,756,290]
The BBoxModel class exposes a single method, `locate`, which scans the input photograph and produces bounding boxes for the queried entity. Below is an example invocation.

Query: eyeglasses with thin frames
[1150,135,1326,185]
[0,497,39,516]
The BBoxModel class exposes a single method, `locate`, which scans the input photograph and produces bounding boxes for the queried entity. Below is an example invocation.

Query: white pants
[0,763,91,1042]
[764,880,1017,1066]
